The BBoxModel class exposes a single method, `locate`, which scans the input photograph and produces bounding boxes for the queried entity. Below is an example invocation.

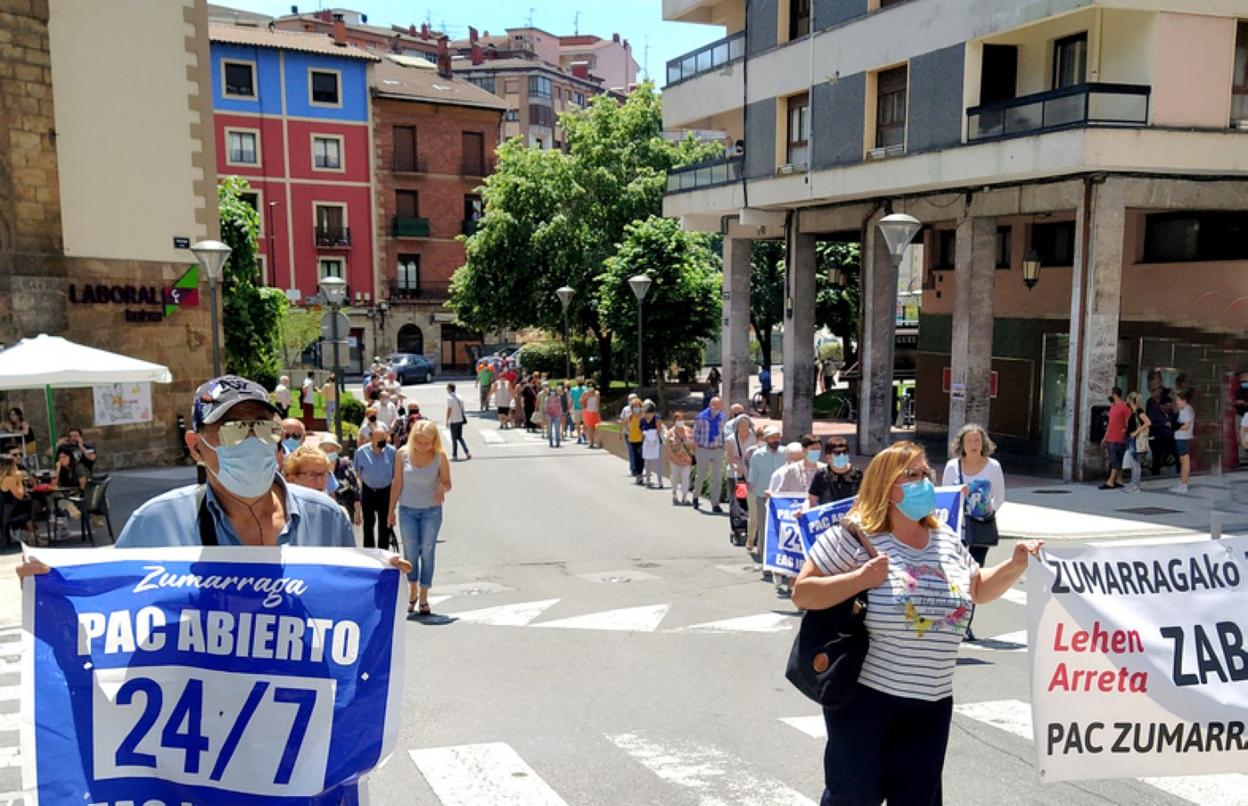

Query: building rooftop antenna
[573,10,580,35]
[528,7,535,28]
[643,34,650,80]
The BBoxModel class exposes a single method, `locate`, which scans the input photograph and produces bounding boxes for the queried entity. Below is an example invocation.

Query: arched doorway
[397,323,424,355]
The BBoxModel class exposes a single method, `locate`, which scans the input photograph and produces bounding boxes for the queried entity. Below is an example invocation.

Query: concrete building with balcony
[369,53,505,373]
[662,0,1248,480]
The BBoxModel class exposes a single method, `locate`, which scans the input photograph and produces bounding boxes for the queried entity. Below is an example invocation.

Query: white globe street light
[628,275,652,390]
[556,286,575,379]
[189,239,232,377]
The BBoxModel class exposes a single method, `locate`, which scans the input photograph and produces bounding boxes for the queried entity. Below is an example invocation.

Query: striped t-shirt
[809,525,979,701]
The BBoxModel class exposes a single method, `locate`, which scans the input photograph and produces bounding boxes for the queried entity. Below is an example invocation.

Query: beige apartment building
[662,0,1248,481]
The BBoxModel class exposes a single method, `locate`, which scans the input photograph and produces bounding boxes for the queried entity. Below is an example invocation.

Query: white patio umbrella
[0,334,173,448]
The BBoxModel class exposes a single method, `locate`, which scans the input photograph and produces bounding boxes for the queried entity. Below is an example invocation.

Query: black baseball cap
[192,375,279,431]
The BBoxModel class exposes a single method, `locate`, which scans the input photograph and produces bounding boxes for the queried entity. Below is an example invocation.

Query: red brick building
[370,53,504,372]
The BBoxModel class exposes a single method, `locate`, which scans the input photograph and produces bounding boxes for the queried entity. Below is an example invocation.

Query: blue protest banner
[21,546,404,805]
[933,486,963,540]
[763,494,808,576]
[794,487,965,551]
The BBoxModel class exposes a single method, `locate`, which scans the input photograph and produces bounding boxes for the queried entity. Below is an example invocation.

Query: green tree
[599,216,721,390]
[448,82,719,386]
[750,240,785,370]
[219,176,287,388]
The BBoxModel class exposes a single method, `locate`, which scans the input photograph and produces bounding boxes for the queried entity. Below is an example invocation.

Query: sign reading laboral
[21,546,404,804]
[1028,537,1248,782]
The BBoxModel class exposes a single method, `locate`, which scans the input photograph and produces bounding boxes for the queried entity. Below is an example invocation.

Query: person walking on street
[1099,387,1130,490]
[941,423,1006,641]
[768,437,822,596]
[321,436,362,526]
[1172,388,1196,493]
[620,394,644,481]
[544,383,566,448]
[692,397,727,512]
[745,426,785,557]
[445,383,472,461]
[640,400,664,488]
[354,423,396,549]
[521,377,539,432]
[569,376,587,443]
[273,376,292,419]
[388,420,451,615]
[490,375,514,429]
[725,413,756,484]
[792,441,1042,806]
[300,372,316,428]
[808,437,862,507]
[477,362,495,412]
[703,367,721,409]
[582,381,601,447]
[1146,380,1176,477]
[1122,393,1152,493]
[283,445,333,493]
[665,411,695,504]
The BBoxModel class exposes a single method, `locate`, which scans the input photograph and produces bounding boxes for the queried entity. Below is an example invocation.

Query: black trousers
[820,684,952,806]
[360,483,393,550]
[449,422,470,457]
[1150,434,1175,476]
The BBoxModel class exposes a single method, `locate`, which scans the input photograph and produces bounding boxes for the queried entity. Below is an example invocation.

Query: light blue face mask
[895,478,936,521]
[281,437,303,455]
[806,450,822,463]
[324,451,339,464]
[831,454,851,470]
[203,436,278,499]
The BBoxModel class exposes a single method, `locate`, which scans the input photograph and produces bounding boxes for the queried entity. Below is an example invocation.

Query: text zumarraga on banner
[1028,536,1248,782]
[21,546,405,805]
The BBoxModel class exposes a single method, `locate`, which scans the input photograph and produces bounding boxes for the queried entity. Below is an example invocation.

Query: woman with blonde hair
[1122,391,1152,493]
[793,441,1041,804]
[282,445,333,493]
[388,419,452,614]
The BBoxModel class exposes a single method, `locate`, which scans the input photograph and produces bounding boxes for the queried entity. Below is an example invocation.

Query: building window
[1142,211,1248,263]
[789,0,811,40]
[573,92,586,107]
[226,129,258,164]
[395,190,419,220]
[393,125,417,171]
[528,75,552,98]
[875,65,907,149]
[1233,22,1247,123]
[529,104,556,128]
[462,131,485,175]
[1030,221,1076,267]
[464,194,483,223]
[786,93,810,167]
[312,136,342,170]
[932,229,956,271]
[222,60,256,98]
[1052,33,1087,89]
[238,191,263,234]
[469,75,496,94]
[314,204,347,246]
[318,258,344,279]
[310,69,341,105]
[995,226,1012,269]
[504,109,519,122]
[397,254,420,290]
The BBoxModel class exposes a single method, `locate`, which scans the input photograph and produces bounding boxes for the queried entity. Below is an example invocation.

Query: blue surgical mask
[895,478,936,521]
[831,454,850,470]
[325,452,339,464]
[281,438,302,455]
[806,450,822,463]
[203,436,278,499]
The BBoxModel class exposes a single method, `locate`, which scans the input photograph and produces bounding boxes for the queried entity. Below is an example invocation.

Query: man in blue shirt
[353,423,396,549]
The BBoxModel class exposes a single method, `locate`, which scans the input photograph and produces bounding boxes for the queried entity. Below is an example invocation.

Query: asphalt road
[360,383,1205,806]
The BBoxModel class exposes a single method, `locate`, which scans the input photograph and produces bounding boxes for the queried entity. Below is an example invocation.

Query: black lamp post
[628,274,652,391]
[556,286,574,379]
[319,276,348,444]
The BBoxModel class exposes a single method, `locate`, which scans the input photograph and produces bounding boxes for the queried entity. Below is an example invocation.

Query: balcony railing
[967,83,1150,142]
[665,155,743,194]
[666,31,746,87]
[387,280,451,302]
[392,216,430,237]
[314,226,350,247]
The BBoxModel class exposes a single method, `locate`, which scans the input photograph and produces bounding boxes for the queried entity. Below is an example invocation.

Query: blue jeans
[626,440,643,476]
[398,505,442,589]
[547,415,562,447]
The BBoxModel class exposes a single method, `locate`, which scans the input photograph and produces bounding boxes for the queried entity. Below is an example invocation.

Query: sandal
[419,602,431,615]
[407,596,418,614]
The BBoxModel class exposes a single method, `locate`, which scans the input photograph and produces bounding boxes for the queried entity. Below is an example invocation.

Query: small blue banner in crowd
[21,546,405,805]
[765,487,965,576]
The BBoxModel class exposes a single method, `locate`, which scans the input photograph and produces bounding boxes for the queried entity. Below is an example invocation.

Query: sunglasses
[282,433,303,441]
[215,419,282,447]
[291,470,329,480]
[826,446,848,455]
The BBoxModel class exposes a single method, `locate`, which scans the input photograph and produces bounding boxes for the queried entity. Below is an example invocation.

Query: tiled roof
[209,23,380,61]
[372,57,507,110]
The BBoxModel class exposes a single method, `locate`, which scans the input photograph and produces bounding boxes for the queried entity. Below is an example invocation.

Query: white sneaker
[1169,483,1188,494]
[1126,484,1140,493]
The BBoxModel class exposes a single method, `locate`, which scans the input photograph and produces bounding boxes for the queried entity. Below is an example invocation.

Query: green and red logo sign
[68,265,200,323]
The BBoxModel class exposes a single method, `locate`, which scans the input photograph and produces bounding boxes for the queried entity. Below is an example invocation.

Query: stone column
[1064,179,1126,481]
[858,216,898,455]
[783,231,816,437]
[947,216,997,437]
[721,236,752,408]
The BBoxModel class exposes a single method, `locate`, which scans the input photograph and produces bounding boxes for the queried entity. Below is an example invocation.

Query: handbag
[785,525,876,709]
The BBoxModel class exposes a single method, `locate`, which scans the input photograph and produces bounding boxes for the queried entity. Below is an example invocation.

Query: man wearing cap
[745,426,785,556]
[354,422,396,549]
[118,376,355,548]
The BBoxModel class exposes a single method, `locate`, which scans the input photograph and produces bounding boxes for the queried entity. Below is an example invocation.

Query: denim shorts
[1175,439,1191,457]
[1108,441,1127,469]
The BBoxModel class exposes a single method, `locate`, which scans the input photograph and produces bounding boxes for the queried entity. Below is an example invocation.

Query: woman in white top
[793,441,1041,804]
[941,424,1005,568]
[1172,388,1195,494]
[724,414,756,481]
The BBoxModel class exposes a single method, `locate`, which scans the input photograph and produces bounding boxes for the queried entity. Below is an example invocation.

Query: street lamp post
[1022,249,1041,290]
[628,274,652,392]
[874,214,921,428]
[556,286,575,379]
[319,276,348,444]
[190,239,232,377]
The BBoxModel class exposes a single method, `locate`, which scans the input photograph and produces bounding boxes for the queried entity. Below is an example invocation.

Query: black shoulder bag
[785,525,876,709]
[959,462,1000,547]
[196,486,218,546]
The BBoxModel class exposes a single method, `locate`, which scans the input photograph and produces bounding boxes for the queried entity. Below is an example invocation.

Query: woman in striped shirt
[792,441,1042,805]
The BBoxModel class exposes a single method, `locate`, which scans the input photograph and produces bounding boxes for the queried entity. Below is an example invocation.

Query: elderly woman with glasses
[283,444,334,493]
[793,441,1041,806]
[807,436,862,507]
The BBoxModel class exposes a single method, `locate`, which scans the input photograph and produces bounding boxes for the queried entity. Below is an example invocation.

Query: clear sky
[219,1,724,81]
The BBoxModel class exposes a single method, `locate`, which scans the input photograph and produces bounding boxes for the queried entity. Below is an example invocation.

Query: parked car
[385,353,436,385]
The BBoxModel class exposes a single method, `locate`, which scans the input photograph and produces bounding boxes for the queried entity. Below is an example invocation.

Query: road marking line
[677,613,795,634]
[0,747,17,770]
[0,686,18,703]
[479,430,504,444]
[0,713,18,732]
[449,599,562,627]
[576,569,661,584]
[954,700,1248,805]
[962,629,1028,653]
[435,581,512,597]
[605,731,815,805]
[779,716,826,740]
[0,791,24,806]
[998,588,1027,606]
[534,604,670,633]
[409,742,568,806]
[713,563,760,577]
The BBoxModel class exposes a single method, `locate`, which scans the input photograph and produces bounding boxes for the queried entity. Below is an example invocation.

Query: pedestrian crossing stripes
[449,599,562,627]
[962,629,1028,652]
[678,613,794,634]
[532,603,671,633]
[409,743,569,806]
[998,587,1027,606]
